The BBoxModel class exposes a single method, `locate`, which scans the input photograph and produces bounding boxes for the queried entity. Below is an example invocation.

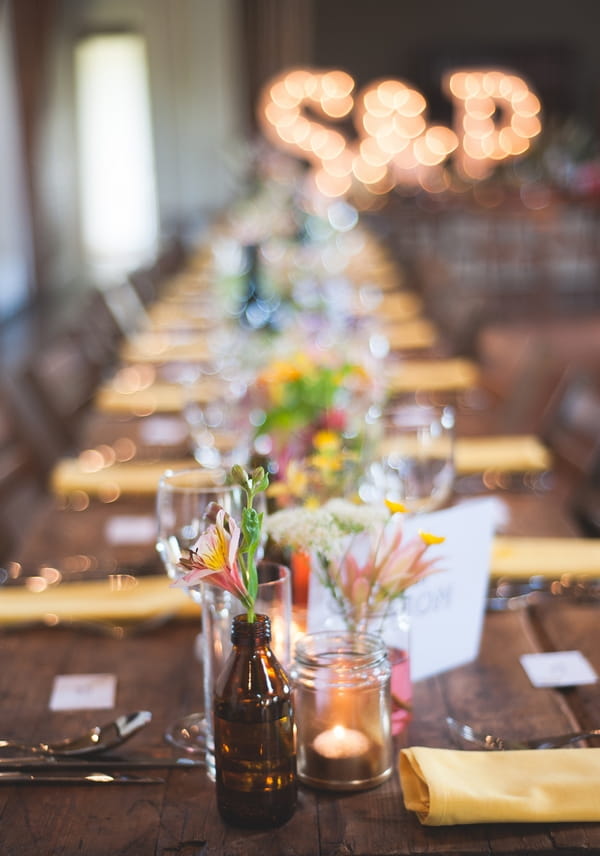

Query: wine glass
[365,403,456,513]
[155,466,243,752]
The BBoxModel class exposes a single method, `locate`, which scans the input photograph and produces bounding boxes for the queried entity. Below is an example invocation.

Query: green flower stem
[231,465,269,623]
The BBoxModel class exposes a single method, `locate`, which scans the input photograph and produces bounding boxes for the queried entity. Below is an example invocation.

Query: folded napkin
[121,333,211,364]
[95,382,185,414]
[0,575,199,626]
[51,458,195,497]
[455,435,552,474]
[399,746,600,825]
[354,291,423,321]
[379,435,551,475]
[491,536,600,579]
[386,358,480,394]
[383,318,438,351]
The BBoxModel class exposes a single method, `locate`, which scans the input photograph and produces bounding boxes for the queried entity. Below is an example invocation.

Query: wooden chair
[571,445,600,537]
[0,387,48,563]
[76,287,124,378]
[19,329,100,449]
[540,367,600,479]
[129,236,186,305]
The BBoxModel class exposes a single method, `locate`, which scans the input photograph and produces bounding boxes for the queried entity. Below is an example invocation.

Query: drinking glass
[201,561,292,780]
[366,404,455,513]
[155,466,243,749]
[180,346,255,470]
[155,466,283,776]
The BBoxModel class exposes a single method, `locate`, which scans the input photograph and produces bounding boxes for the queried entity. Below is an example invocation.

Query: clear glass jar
[292,631,393,791]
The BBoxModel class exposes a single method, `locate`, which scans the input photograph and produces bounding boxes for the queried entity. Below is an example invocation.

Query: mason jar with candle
[292,631,393,791]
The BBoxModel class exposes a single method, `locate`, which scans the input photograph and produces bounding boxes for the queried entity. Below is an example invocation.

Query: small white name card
[49,673,117,711]
[520,650,598,688]
[139,416,188,446]
[104,515,156,546]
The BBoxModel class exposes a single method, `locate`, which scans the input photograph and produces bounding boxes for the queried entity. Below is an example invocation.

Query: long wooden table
[2,244,599,853]
[1,485,599,856]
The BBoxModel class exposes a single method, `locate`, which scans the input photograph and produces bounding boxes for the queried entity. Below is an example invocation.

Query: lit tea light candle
[313,725,370,759]
[304,724,378,789]
[294,631,393,791]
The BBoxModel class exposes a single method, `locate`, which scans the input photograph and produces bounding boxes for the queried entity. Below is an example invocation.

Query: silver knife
[0,756,204,770]
[0,771,164,784]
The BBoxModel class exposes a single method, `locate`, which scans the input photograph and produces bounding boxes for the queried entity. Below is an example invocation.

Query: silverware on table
[486,576,600,610]
[0,755,205,770]
[446,716,600,749]
[0,771,164,784]
[0,710,152,758]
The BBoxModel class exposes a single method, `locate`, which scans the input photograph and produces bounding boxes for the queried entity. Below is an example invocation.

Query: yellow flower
[313,430,342,452]
[418,529,446,545]
[385,499,408,514]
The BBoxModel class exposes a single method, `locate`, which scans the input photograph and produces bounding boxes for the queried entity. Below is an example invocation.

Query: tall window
[74,32,158,280]
[0,3,33,320]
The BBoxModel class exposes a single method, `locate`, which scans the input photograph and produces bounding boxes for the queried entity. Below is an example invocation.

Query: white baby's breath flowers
[265,498,389,562]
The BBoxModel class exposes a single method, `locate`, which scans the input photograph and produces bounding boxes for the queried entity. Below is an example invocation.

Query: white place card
[139,416,188,445]
[49,673,117,711]
[307,498,497,682]
[520,650,598,688]
[104,515,156,545]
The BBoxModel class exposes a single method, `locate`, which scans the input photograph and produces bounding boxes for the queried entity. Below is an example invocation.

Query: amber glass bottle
[213,614,297,828]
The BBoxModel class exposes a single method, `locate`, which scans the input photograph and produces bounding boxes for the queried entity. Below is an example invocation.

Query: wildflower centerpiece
[175,465,297,829]
[265,498,445,734]
[252,346,381,507]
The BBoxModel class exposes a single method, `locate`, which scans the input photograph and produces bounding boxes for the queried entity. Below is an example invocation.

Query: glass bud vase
[213,613,297,828]
[357,599,412,738]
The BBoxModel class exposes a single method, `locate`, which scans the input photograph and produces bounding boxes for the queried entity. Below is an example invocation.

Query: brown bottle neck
[231,614,271,646]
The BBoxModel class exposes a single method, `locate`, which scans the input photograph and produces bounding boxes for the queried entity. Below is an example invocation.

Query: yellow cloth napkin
[454,435,552,474]
[399,746,600,825]
[95,375,220,415]
[354,291,423,321]
[379,435,551,475]
[491,536,600,579]
[95,382,185,414]
[51,458,195,497]
[0,575,199,626]
[120,333,211,364]
[386,358,480,394]
[383,318,438,351]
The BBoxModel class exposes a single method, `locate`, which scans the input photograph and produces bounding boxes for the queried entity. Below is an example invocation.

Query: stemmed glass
[365,403,456,513]
[155,466,243,752]
[155,465,284,773]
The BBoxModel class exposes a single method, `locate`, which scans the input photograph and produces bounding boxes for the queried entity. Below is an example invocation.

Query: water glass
[368,404,455,513]
[200,561,292,780]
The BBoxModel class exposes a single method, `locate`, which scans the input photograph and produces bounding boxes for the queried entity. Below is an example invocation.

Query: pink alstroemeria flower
[329,514,443,620]
[175,508,252,608]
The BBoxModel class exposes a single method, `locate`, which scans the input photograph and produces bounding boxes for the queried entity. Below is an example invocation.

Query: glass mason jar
[292,631,393,791]
[213,614,297,828]
[354,599,412,738]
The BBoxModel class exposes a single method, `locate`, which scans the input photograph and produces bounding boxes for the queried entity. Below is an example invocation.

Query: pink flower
[174,508,252,607]
[327,514,444,621]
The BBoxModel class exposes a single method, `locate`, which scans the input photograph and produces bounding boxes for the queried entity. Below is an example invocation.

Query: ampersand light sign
[258,67,542,199]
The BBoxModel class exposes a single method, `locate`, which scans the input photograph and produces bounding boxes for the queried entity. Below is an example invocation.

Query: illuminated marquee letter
[353,79,458,191]
[443,68,542,180]
[257,68,356,197]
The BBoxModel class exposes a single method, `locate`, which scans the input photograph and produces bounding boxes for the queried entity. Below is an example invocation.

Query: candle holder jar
[292,631,393,791]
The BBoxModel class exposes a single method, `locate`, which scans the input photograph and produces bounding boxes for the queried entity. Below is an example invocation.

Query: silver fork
[446,716,600,750]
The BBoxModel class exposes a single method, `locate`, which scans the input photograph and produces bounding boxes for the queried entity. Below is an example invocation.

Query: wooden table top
[0,593,598,854]
[2,298,599,853]
[1,474,598,855]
